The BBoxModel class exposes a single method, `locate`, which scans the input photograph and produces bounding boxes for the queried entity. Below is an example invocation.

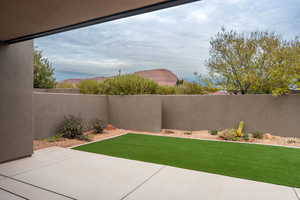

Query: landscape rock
[106,124,116,130]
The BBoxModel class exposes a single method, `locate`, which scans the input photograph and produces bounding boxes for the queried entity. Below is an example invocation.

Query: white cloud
[35,0,300,80]
[190,12,208,22]
[224,0,243,4]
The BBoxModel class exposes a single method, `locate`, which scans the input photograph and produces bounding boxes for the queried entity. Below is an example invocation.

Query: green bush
[78,80,100,94]
[184,131,192,135]
[243,132,250,141]
[98,74,159,95]
[92,118,105,133]
[56,82,75,88]
[77,134,92,142]
[156,85,176,95]
[58,115,84,139]
[218,129,238,140]
[46,134,63,143]
[175,82,206,95]
[203,86,219,93]
[157,82,208,95]
[75,75,218,95]
[252,131,264,139]
[209,130,218,135]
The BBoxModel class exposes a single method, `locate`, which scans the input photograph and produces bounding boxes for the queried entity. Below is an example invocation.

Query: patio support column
[0,41,33,163]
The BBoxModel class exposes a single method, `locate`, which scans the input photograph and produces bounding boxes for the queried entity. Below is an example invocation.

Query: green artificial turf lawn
[73,133,300,188]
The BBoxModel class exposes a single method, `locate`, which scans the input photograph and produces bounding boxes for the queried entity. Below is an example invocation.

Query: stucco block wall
[0,41,33,163]
[108,96,162,132]
[33,93,108,139]
[33,94,300,139]
[161,95,300,137]
[34,88,80,94]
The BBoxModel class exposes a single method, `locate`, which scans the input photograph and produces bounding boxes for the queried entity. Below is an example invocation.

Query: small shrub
[231,137,240,141]
[164,129,175,134]
[218,129,238,140]
[243,132,250,141]
[184,131,192,135]
[58,115,84,139]
[46,134,63,143]
[92,119,105,133]
[209,130,218,135]
[252,131,264,139]
[286,137,298,144]
[77,134,92,142]
[78,80,100,94]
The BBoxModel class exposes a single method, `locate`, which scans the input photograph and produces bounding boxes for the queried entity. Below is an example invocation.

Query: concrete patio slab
[0,175,5,181]
[0,189,24,200]
[0,177,70,200]
[33,146,65,155]
[13,150,162,200]
[124,166,223,200]
[0,147,107,176]
[124,166,298,200]
[0,147,298,200]
[295,188,300,199]
[220,174,297,200]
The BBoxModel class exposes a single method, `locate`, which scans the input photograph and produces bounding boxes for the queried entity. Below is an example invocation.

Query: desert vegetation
[69,74,218,95]
[56,82,75,89]
[33,50,56,89]
[205,28,300,96]
[38,116,300,149]
[49,115,106,142]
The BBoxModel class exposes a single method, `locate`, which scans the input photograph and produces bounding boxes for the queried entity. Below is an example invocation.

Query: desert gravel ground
[34,127,300,150]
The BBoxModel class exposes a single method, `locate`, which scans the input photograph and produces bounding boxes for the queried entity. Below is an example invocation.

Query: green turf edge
[73,133,300,188]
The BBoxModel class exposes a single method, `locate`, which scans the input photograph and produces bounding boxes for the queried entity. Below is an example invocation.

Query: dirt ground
[33,128,300,150]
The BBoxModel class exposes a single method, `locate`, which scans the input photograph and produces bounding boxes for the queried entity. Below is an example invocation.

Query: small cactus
[236,121,244,137]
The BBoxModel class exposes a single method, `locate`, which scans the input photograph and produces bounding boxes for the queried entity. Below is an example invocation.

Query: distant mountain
[134,69,178,86]
[61,68,178,86]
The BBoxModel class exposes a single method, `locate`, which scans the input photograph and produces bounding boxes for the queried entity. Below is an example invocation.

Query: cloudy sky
[35,0,300,81]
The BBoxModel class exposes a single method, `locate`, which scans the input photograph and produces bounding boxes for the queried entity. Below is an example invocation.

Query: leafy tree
[33,50,56,88]
[193,72,219,93]
[207,28,300,95]
[296,81,300,90]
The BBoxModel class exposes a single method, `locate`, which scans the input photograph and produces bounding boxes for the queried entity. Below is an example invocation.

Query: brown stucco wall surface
[33,93,108,139]
[33,94,300,139]
[108,95,162,132]
[0,41,33,163]
[34,88,80,94]
[161,95,300,137]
